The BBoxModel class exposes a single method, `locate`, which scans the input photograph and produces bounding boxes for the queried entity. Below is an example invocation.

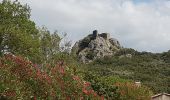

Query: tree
[60,32,72,53]
[0,0,41,62]
[161,50,170,63]
[39,27,61,62]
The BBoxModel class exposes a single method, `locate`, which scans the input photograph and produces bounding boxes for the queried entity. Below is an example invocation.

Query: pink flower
[73,76,80,81]
[80,96,84,100]
[59,66,65,75]
[34,96,36,100]
[45,75,52,84]
[101,95,104,100]
[33,64,38,68]
[82,89,89,95]
[84,82,91,87]
[93,92,97,97]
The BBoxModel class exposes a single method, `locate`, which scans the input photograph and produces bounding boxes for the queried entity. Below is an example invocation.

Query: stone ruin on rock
[72,30,121,63]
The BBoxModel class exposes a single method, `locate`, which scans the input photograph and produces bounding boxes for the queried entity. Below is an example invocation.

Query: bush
[0,54,102,99]
[84,72,125,100]
[115,82,153,100]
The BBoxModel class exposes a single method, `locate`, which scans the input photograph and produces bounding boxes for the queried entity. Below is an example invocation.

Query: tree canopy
[0,0,40,59]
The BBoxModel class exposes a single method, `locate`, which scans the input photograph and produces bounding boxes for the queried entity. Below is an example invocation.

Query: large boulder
[72,30,121,63]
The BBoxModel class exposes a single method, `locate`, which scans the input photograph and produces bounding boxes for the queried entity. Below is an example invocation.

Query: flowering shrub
[0,54,102,99]
[115,82,153,100]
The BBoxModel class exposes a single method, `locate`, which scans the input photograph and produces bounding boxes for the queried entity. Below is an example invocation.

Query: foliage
[82,71,153,100]
[0,53,154,100]
[85,48,170,94]
[0,0,169,99]
[161,50,170,63]
[94,56,118,65]
[38,27,61,63]
[60,33,72,53]
[84,72,122,99]
[115,82,153,100]
[0,54,102,99]
[0,0,62,64]
[115,48,139,56]
[0,0,40,62]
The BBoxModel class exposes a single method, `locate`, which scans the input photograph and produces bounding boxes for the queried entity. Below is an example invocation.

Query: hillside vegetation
[83,48,170,94]
[0,0,169,100]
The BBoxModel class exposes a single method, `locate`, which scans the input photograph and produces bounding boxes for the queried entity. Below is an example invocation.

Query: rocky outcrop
[72,30,121,63]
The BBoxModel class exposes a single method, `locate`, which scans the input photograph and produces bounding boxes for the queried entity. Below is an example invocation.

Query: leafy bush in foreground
[0,54,102,100]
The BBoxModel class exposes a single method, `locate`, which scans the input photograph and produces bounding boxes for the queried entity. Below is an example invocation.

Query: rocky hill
[72,30,121,63]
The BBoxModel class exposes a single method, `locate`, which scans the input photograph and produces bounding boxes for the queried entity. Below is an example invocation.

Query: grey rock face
[72,30,121,63]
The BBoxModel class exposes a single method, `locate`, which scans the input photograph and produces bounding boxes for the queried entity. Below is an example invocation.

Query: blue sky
[2,0,170,53]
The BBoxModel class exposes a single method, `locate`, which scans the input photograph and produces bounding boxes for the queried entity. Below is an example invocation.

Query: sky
[5,0,170,53]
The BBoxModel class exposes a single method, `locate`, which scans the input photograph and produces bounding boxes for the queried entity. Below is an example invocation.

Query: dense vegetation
[0,0,169,100]
[85,49,170,94]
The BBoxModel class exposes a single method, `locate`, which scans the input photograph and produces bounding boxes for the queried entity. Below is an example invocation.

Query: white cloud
[3,0,170,52]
